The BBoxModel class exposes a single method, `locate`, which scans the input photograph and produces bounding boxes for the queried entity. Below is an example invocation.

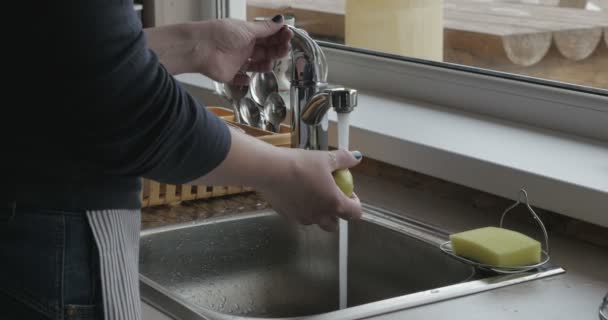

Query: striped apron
[86,209,142,320]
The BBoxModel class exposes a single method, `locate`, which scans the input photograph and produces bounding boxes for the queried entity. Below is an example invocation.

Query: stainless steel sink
[139,204,564,320]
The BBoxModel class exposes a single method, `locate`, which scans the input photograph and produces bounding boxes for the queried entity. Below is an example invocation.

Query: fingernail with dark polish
[272,14,283,23]
[352,151,363,161]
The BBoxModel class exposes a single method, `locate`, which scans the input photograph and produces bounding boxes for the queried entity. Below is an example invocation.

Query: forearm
[144,23,201,75]
[188,128,295,190]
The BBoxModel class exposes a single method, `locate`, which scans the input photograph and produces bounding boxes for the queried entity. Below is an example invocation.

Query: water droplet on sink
[431,289,440,294]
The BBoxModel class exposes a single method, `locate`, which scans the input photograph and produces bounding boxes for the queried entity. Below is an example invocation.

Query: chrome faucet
[288,26,358,150]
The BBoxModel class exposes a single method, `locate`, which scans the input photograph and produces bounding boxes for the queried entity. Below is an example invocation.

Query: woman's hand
[258,148,363,232]
[190,129,363,232]
[145,15,292,84]
[194,16,293,85]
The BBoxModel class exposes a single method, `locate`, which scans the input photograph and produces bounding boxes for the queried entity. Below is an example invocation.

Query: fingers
[318,215,338,232]
[247,24,292,72]
[329,149,363,171]
[256,26,293,47]
[318,194,362,231]
[251,26,292,61]
[246,60,273,73]
[229,73,251,86]
[247,15,285,39]
[250,42,290,62]
[334,193,363,221]
[298,216,315,226]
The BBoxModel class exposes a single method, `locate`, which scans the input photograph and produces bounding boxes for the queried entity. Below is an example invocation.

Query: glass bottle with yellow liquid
[345,0,444,62]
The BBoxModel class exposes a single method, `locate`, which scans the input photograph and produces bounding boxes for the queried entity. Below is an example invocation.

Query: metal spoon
[239,97,264,128]
[250,72,279,107]
[263,92,287,133]
[223,83,249,123]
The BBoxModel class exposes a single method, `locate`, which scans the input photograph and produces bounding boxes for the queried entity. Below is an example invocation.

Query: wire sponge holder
[440,189,551,274]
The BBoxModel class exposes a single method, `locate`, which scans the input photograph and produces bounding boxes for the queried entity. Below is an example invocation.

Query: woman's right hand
[258,148,363,232]
[192,129,363,232]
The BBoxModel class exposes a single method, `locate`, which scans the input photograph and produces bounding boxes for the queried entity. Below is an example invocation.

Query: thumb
[247,14,285,38]
[329,149,363,171]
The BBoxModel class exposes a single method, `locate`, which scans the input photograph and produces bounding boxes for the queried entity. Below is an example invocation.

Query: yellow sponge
[450,227,541,267]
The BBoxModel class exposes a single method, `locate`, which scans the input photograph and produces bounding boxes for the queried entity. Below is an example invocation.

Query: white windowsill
[176,73,608,228]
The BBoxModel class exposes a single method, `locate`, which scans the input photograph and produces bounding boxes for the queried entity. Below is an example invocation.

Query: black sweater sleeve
[48,0,231,184]
[4,0,231,209]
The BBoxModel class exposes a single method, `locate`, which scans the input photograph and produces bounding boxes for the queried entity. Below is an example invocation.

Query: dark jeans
[0,205,103,320]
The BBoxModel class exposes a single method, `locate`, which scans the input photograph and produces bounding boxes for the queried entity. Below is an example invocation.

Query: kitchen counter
[353,173,607,320]
[141,172,608,319]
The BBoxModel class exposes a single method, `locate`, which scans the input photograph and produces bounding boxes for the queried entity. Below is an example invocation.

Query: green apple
[333,169,354,197]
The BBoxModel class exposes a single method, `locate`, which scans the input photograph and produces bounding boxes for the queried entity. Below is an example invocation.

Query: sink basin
[139,204,564,320]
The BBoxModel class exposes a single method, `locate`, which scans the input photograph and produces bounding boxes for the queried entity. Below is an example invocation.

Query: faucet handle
[329,88,358,113]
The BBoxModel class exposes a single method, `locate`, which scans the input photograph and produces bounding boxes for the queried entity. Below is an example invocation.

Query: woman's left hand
[194,15,293,85]
[145,15,292,84]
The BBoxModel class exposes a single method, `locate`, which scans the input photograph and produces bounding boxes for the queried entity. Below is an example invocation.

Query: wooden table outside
[247,0,608,89]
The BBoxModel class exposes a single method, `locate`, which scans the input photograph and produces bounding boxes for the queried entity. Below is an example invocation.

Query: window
[238,0,607,142]
[246,0,607,91]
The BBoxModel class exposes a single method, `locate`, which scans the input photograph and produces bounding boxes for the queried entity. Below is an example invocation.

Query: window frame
[322,44,608,142]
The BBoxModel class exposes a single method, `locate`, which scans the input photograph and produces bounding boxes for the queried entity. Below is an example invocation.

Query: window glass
[247,0,608,90]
